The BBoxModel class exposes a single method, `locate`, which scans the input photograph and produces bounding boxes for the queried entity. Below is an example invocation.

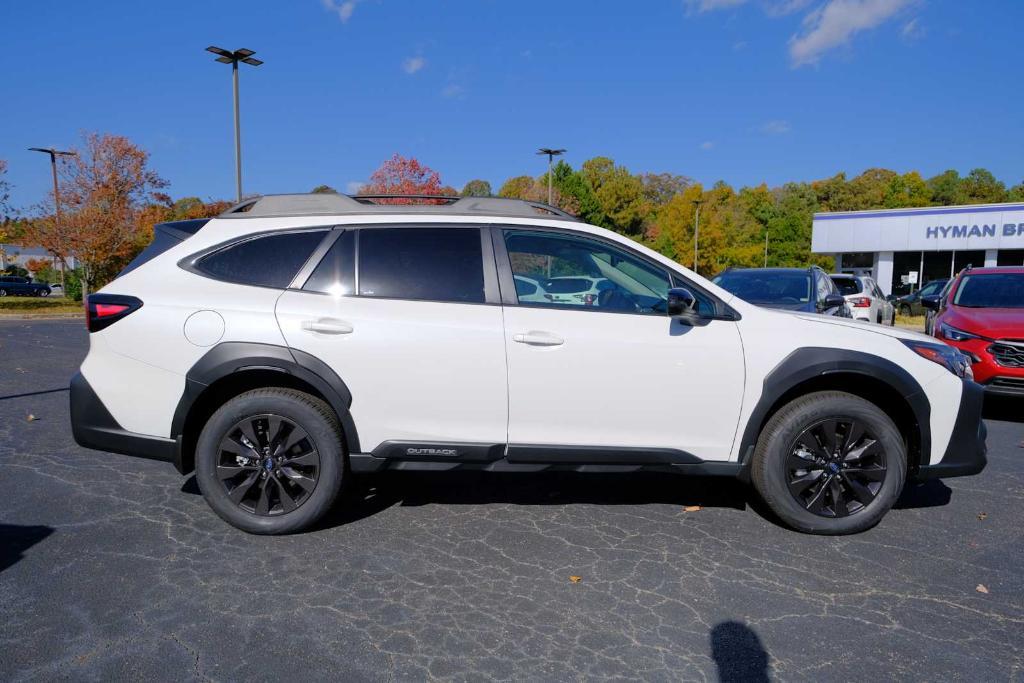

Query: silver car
[830,274,895,325]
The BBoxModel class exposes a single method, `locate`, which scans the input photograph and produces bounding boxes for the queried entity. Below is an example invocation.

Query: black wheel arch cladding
[171,342,361,473]
[738,347,932,466]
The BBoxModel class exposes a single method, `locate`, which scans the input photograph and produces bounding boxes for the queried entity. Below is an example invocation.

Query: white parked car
[830,274,895,325]
[512,275,549,303]
[71,194,986,536]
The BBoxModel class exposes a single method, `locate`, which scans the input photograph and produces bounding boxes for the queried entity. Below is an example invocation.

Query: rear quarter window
[196,230,328,288]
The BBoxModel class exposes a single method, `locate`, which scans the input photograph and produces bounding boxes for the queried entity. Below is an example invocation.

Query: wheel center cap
[264,458,275,472]
[828,462,840,473]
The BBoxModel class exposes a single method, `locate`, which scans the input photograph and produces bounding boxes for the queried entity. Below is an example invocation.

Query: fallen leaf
[977,512,988,521]
[569,576,582,584]
[683,505,702,512]
[976,584,989,594]
[26,414,37,422]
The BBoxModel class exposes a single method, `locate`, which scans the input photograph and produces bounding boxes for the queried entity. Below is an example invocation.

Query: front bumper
[916,380,987,479]
[70,372,183,470]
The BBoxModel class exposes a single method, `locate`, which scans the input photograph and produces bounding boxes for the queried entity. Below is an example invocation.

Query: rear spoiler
[118,219,211,277]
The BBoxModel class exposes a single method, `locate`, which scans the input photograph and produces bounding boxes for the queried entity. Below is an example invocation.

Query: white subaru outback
[71,193,986,535]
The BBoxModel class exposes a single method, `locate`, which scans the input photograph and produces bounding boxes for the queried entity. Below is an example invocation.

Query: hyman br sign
[812,204,1024,253]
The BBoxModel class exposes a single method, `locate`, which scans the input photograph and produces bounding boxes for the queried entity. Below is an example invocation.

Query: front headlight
[939,322,978,342]
[902,340,974,380]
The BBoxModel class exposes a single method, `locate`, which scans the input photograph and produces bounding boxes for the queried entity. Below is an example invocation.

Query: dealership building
[812,202,1024,296]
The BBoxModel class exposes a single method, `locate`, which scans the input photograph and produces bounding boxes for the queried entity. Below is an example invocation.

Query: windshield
[919,280,946,296]
[953,273,1024,308]
[713,271,811,305]
[831,277,862,295]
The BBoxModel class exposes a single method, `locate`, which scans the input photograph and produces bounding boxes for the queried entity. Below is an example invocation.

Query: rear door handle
[512,331,564,346]
[301,318,354,335]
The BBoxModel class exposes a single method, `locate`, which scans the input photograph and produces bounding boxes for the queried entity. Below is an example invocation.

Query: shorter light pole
[692,198,704,272]
[28,147,76,290]
[206,46,263,202]
[537,148,566,206]
[763,229,769,267]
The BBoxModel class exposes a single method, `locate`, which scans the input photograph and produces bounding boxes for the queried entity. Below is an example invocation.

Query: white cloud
[322,0,359,23]
[764,0,813,17]
[402,56,426,74]
[441,83,465,99]
[789,0,915,66]
[685,0,747,13]
[901,17,925,40]
[700,141,715,150]
[346,180,365,194]
[760,119,791,134]
[732,40,747,50]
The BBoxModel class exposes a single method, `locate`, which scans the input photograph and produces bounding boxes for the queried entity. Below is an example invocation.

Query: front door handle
[512,331,564,346]
[301,318,354,335]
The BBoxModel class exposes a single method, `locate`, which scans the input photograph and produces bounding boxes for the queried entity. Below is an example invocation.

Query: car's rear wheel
[751,391,906,535]
[196,388,345,534]
[899,304,912,317]
[0,289,7,297]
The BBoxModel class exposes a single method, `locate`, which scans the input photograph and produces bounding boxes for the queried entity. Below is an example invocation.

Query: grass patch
[0,296,84,315]
[895,314,927,332]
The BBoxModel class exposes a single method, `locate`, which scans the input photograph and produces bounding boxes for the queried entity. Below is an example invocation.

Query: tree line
[2,134,1021,298]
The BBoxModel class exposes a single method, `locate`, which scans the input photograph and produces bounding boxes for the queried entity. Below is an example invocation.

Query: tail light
[86,294,143,332]
[850,297,871,308]
[583,293,596,306]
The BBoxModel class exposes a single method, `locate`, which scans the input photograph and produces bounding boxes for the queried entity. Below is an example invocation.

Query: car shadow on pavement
[180,469,956,532]
[0,524,54,574]
[983,395,1024,423]
[710,621,771,683]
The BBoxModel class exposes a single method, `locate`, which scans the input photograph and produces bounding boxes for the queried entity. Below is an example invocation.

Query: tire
[40,289,50,297]
[751,391,907,535]
[195,388,346,534]
[0,289,6,297]
[899,304,912,318]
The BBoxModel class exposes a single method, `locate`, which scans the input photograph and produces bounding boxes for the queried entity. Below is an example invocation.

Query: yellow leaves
[569,576,582,584]
[976,584,989,594]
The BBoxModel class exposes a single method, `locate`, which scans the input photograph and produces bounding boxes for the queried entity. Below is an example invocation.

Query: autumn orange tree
[26,132,168,297]
[360,154,455,204]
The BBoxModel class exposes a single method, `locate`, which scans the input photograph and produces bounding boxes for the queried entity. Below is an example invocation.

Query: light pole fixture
[537,148,566,206]
[693,198,704,272]
[28,147,77,289]
[206,46,263,202]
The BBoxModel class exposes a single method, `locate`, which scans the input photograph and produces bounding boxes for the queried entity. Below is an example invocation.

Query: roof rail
[217,193,578,221]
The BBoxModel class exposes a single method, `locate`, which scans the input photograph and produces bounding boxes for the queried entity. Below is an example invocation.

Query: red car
[924,266,1024,395]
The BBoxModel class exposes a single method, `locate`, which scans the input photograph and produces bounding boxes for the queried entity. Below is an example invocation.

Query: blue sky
[2,0,1021,209]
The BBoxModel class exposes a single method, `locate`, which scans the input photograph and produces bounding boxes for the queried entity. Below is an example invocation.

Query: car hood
[945,307,1024,340]
[771,308,936,343]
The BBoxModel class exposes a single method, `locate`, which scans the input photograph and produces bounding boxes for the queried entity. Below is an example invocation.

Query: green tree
[461,179,492,197]
[498,175,535,199]
[311,184,337,194]
[580,157,646,236]
[960,168,1006,204]
[927,170,966,206]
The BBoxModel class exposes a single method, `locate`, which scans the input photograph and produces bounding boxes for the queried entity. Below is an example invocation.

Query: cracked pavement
[1,319,1022,681]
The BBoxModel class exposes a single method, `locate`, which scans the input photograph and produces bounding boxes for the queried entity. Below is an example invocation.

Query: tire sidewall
[756,393,907,535]
[196,391,344,534]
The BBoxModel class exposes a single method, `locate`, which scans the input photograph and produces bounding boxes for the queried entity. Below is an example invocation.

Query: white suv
[71,194,986,535]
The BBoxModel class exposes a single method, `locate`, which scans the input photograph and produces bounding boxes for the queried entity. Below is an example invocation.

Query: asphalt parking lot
[1,319,1022,682]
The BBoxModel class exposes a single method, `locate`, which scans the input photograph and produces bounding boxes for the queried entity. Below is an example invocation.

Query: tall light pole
[537,148,566,206]
[206,46,263,202]
[28,147,76,289]
[763,229,769,267]
[692,198,704,272]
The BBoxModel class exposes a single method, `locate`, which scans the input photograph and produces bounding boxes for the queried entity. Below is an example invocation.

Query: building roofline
[814,201,1024,221]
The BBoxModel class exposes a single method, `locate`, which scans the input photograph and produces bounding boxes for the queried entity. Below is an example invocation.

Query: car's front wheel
[751,391,906,535]
[196,388,345,534]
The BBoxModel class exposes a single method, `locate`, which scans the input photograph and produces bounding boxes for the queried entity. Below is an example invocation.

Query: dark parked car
[895,278,948,317]
[0,275,52,297]
[712,266,851,317]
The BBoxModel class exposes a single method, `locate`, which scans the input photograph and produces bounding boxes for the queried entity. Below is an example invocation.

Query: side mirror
[823,293,846,310]
[667,287,699,320]
[921,295,940,311]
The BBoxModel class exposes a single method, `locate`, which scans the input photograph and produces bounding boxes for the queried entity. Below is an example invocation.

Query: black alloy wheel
[785,418,886,518]
[217,413,321,516]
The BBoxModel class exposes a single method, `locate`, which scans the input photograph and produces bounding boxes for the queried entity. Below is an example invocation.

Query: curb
[0,312,85,320]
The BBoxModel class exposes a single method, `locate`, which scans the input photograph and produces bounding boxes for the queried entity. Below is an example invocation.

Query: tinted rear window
[953,273,1024,308]
[198,230,327,288]
[831,277,862,295]
[713,271,812,304]
[358,228,484,303]
[303,230,355,296]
